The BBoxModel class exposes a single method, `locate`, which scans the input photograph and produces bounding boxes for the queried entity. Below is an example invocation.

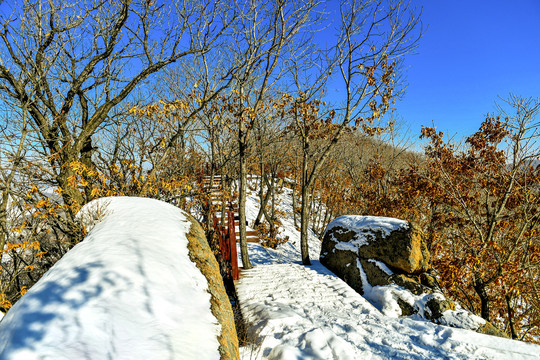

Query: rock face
[364,222,430,274]
[320,215,508,339]
[320,216,430,282]
[185,214,240,359]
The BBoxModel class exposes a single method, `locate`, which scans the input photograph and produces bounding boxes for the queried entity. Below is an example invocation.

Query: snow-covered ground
[0,185,539,359]
[0,197,221,360]
[237,186,540,359]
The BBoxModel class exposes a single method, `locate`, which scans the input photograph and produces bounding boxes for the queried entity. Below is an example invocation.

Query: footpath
[235,245,539,360]
[231,186,539,359]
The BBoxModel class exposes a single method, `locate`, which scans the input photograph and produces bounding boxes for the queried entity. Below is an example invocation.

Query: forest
[0,0,538,344]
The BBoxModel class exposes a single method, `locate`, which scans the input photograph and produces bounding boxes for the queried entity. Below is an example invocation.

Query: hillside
[236,186,540,359]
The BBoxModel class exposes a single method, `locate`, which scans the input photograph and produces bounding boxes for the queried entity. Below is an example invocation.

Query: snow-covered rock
[322,215,430,274]
[0,197,238,360]
[320,215,431,300]
[320,215,509,339]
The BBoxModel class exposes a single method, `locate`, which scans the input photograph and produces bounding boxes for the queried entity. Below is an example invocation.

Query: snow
[368,258,394,275]
[0,197,221,360]
[326,215,409,237]
[236,182,540,359]
[437,304,489,332]
[358,258,405,317]
[325,215,409,252]
[1,185,539,359]
[237,260,540,360]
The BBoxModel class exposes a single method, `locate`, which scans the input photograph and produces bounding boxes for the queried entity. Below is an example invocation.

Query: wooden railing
[213,210,239,281]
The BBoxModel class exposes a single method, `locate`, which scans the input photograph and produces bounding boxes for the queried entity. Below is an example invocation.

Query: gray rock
[390,274,433,295]
[321,247,364,294]
[425,297,455,320]
[320,215,508,339]
[321,216,430,275]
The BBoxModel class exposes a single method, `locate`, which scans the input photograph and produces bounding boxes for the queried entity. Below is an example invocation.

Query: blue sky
[396,0,540,139]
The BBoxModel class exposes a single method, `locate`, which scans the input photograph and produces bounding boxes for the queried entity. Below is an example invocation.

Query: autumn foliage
[416,116,540,341]
[332,110,540,342]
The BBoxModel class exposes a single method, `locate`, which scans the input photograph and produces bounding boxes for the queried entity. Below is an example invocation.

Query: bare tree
[227,0,324,269]
[289,0,422,264]
[0,0,235,231]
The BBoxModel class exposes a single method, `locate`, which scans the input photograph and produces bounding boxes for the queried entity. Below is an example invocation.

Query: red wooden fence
[213,211,239,281]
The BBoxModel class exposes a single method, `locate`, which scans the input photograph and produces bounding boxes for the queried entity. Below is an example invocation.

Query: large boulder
[321,215,430,276]
[0,197,240,359]
[320,215,508,338]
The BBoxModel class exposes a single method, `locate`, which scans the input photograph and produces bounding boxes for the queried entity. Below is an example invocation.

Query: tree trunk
[205,137,216,233]
[255,190,271,226]
[219,171,227,228]
[179,127,185,175]
[56,165,85,245]
[292,181,298,228]
[0,194,8,266]
[269,175,276,237]
[474,280,491,321]
[323,207,333,233]
[80,136,97,201]
[505,293,518,339]
[238,134,252,269]
[300,183,311,265]
[300,148,311,265]
[291,157,299,228]
[255,172,270,226]
[56,164,85,212]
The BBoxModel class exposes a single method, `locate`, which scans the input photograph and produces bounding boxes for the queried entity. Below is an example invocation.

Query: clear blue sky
[397,0,540,139]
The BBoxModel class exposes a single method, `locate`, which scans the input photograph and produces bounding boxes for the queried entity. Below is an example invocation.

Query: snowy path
[236,258,539,360]
[237,186,540,359]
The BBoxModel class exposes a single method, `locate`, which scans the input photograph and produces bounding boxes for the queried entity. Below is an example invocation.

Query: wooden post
[214,213,230,278]
[228,211,239,280]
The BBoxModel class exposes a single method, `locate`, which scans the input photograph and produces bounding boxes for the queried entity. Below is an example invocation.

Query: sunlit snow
[237,183,540,359]
[0,197,221,360]
[0,188,539,359]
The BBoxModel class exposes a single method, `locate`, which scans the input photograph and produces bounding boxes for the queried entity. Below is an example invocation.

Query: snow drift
[0,197,227,360]
[237,184,540,359]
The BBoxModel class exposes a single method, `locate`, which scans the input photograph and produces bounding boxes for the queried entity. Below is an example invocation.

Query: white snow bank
[237,262,540,360]
[237,183,540,359]
[325,215,409,251]
[0,197,221,360]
